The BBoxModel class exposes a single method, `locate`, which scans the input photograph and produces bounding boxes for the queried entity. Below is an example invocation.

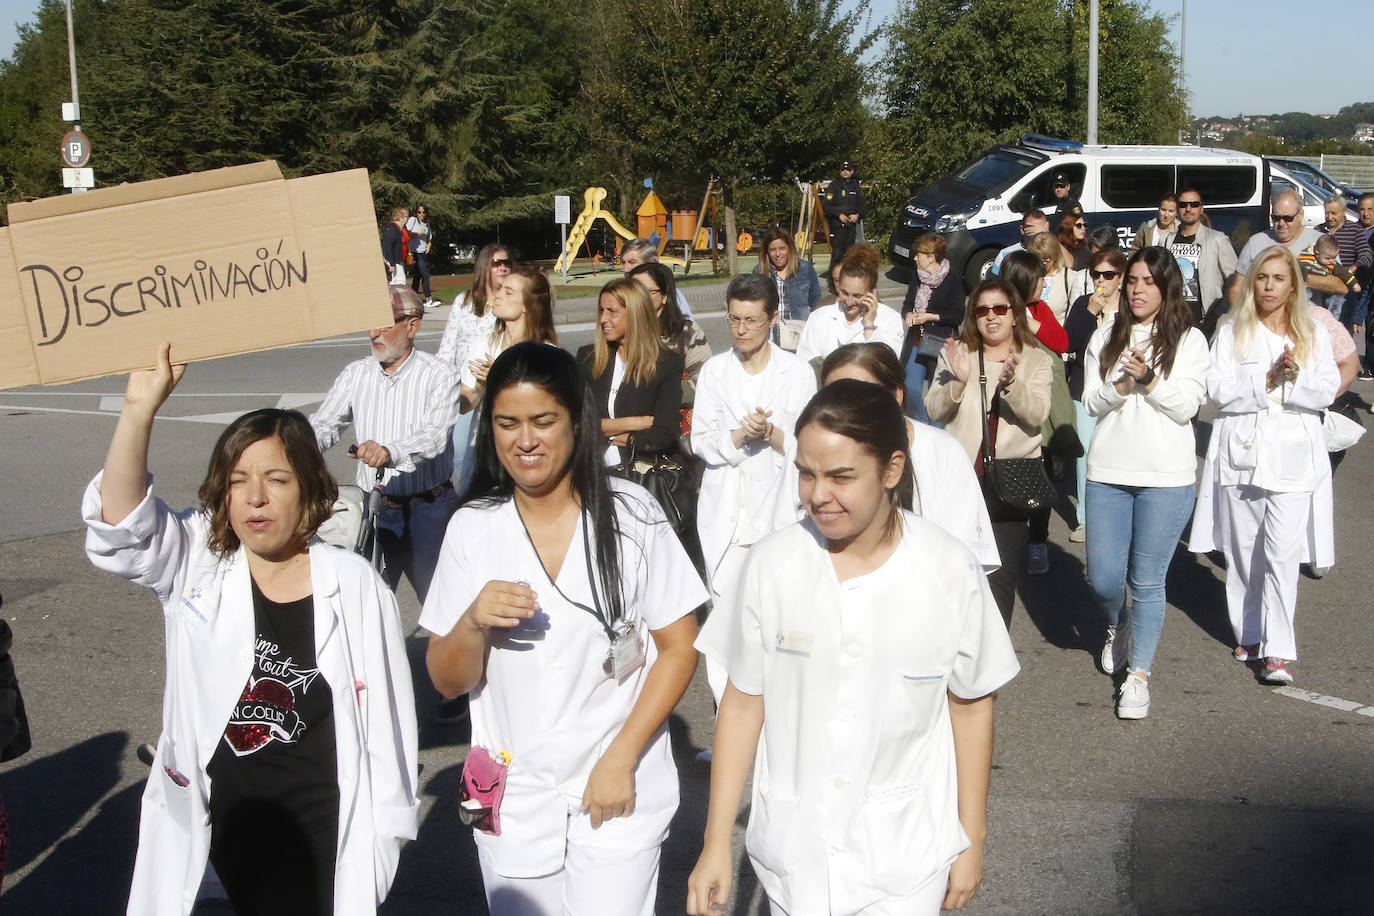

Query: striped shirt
[1320,220,1371,269]
[310,347,460,496]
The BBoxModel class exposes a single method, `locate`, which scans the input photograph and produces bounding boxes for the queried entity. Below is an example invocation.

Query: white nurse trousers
[1218,485,1310,661]
[478,843,659,916]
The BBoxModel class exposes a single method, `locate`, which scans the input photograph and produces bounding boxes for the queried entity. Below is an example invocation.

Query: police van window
[1176,166,1256,205]
[950,150,1040,194]
[1028,163,1086,209]
[1099,165,1174,209]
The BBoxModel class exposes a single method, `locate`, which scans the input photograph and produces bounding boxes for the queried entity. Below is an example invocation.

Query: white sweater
[1082,320,1210,487]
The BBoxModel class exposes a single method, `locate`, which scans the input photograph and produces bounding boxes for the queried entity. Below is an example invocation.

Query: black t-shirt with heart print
[207,579,339,914]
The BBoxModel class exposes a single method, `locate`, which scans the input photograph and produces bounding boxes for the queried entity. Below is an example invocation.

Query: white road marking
[1272,686,1374,718]
[2,392,325,425]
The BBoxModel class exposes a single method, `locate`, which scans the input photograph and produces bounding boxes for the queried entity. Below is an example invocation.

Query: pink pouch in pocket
[458,746,510,836]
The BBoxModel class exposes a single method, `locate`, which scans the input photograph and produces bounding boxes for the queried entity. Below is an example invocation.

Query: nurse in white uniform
[821,342,1000,571]
[687,380,1020,916]
[1189,246,1339,686]
[693,273,818,701]
[422,342,707,916]
[796,243,905,366]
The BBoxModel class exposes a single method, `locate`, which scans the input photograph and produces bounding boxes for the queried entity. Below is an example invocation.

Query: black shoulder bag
[612,435,697,536]
[977,348,1056,517]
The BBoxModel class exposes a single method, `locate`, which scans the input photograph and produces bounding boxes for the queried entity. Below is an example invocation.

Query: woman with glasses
[692,274,816,700]
[1064,248,1128,541]
[927,279,1054,625]
[753,228,822,351]
[628,262,712,443]
[1189,246,1340,686]
[579,278,685,468]
[405,204,437,307]
[438,244,514,470]
[1082,248,1211,719]
[900,233,966,424]
[423,342,706,916]
[1057,211,1092,270]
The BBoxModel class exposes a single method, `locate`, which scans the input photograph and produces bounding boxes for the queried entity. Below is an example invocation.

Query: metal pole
[1179,0,1187,144]
[65,0,85,193]
[560,223,568,284]
[1087,0,1099,145]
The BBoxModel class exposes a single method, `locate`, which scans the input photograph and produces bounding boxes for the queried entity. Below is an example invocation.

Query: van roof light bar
[1020,134,1084,152]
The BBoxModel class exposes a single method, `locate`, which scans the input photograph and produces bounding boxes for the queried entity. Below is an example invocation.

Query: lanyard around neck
[513,502,618,640]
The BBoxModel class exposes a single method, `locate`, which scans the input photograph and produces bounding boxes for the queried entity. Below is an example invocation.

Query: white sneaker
[1068,524,1086,543]
[1116,674,1150,719]
[1100,625,1128,674]
[1026,542,1049,575]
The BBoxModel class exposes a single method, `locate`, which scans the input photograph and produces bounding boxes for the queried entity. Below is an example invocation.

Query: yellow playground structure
[554,187,686,274]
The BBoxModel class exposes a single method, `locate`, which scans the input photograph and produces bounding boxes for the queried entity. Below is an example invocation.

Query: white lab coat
[691,344,817,581]
[1189,321,1340,566]
[82,474,420,916]
[795,302,905,366]
[695,513,1019,916]
[419,479,708,877]
[906,418,1000,571]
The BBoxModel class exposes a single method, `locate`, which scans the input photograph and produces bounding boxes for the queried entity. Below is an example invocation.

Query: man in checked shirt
[311,284,461,609]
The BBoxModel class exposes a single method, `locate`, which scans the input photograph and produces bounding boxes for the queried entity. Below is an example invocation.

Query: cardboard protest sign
[0,161,392,390]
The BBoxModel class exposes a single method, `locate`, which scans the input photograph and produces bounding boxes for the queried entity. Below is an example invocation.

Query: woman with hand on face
[900,233,967,424]
[1189,247,1340,686]
[688,380,1019,916]
[1064,248,1127,541]
[578,278,685,467]
[926,280,1054,625]
[84,345,418,915]
[438,244,514,462]
[822,343,999,570]
[692,274,817,701]
[1082,247,1211,719]
[796,243,905,366]
[424,343,705,916]
[754,228,822,351]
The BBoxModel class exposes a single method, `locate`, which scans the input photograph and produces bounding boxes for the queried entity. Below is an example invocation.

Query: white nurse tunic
[420,478,707,877]
[695,512,1019,916]
[906,418,1000,571]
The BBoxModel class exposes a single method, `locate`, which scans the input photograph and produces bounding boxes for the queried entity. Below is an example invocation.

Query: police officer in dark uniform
[1047,169,1082,220]
[823,159,866,264]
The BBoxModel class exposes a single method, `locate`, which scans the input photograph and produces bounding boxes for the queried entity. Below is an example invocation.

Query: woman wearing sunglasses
[1056,210,1092,270]
[1081,247,1210,718]
[405,204,437,307]
[423,343,705,915]
[927,279,1053,624]
[1063,248,1128,541]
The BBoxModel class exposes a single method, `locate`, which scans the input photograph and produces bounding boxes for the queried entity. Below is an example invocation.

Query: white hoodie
[1082,319,1211,487]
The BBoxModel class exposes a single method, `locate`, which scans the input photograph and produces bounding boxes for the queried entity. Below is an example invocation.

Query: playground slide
[555,187,685,273]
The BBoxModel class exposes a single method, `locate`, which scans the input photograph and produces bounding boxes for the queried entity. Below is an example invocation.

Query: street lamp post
[1087,0,1099,145]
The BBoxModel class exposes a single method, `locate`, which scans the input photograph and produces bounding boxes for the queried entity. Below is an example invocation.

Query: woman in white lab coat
[692,274,817,700]
[688,380,1020,916]
[82,344,419,916]
[423,342,706,916]
[821,342,999,570]
[795,243,905,365]
[1188,246,1340,685]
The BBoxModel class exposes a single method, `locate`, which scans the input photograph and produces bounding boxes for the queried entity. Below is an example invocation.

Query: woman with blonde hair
[754,227,822,350]
[1025,231,1088,324]
[438,243,514,464]
[1189,246,1340,685]
[578,277,685,467]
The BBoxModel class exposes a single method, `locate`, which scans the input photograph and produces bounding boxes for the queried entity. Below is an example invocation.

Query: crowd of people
[76,179,1374,914]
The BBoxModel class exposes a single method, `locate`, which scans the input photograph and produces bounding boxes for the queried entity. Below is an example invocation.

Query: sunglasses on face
[1074,222,1085,228]
[974,304,1012,318]
[1271,212,1298,223]
[491,258,513,268]
[1089,270,1120,280]
[1177,201,1202,209]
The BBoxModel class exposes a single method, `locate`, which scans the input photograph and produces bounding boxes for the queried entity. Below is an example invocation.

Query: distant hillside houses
[1356,123,1374,145]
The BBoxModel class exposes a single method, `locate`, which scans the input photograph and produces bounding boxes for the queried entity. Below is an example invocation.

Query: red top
[1027,300,1068,354]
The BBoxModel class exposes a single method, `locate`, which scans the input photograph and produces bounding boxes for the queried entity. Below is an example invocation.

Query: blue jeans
[1084,480,1195,674]
[378,484,459,603]
[410,252,432,298]
[1073,401,1097,526]
[904,351,932,423]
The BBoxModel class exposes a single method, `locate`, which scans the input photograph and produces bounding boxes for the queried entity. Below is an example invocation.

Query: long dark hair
[628,261,686,340]
[999,249,1045,306]
[470,243,510,317]
[794,379,913,542]
[462,342,627,623]
[821,343,906,408]
[198,409,338,559]
[958,278,1039,353]
[1097,246,1191,380]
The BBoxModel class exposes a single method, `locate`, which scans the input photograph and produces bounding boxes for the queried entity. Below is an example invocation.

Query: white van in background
[890,136,1270,287]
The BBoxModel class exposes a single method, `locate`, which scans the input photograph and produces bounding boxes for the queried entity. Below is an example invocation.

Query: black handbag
[613,437,697,535]
[977,349,1056,517]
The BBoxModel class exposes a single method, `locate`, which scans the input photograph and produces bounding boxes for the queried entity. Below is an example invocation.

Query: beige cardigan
[924,343,1053,465]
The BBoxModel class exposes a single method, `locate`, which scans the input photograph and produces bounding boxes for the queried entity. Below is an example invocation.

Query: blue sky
[3,0,1372,119]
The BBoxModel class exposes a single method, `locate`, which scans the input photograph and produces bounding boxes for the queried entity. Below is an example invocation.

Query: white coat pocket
[889,672,946,740]
[861,781,939,893]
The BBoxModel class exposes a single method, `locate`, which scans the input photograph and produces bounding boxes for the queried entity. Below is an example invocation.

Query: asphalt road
[2,286,1372,914]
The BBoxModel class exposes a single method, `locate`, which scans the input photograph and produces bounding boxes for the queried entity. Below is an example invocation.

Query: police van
[890,136,1270,287]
